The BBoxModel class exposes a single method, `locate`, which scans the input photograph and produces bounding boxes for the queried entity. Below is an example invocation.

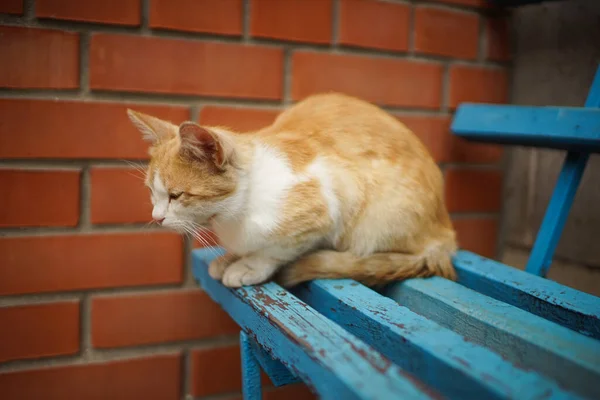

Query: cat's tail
[276,235,457,287]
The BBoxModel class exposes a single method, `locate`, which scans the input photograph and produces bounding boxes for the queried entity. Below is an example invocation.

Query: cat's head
[127,109,241,233]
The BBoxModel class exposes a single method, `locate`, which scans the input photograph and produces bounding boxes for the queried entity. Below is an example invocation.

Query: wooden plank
[293,279,582,400]
[247,333,300,387]
[382,277,600,399]
[451,105,600,152]
[525,151,589,276]
[453,250,600,339]
[241,331,263,400]
[192,248,438,400]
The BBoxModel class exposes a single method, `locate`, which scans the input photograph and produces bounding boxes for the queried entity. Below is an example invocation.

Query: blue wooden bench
[191,65,600,399]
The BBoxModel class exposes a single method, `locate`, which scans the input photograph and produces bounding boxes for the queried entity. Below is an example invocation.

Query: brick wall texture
[0,1,510,399]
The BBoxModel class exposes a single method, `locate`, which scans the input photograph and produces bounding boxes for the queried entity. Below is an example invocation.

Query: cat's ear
[178,122,232,169]
[127,109,176,143]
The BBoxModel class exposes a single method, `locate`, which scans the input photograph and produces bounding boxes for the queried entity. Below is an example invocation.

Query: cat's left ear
[127,109,176,143]
[178,122,233,169]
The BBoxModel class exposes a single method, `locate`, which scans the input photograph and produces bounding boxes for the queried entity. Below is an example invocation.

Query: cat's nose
[154,217,165,225]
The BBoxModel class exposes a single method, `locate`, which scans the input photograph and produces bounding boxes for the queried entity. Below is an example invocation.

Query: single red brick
[0,99,188,159]
[398,115,503,164]
[292,52,443,109]
[200,106,279,132]
[338,0,409,52]
[0,354,181,400]
[414,7,479,59]
[0,233,183,295]
[92,290,238,348]
[0,26,78,89]
[445,168,503,213]
[453,217,499,258]
[250,0,332,44]
[449,65,508,108]
[487,15,511,61]
[90,168,151,225]
[90,34,283,100]
[36,0,141,25]
[0,302,79,363]
[430,0,489,7]
[0,0,23,14]
[0,169,80,227]
[150,0,242,35]
[191,345,242,396]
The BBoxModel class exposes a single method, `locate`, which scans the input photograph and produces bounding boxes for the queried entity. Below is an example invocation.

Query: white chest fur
[211,142,341,255]
[211,143,300,255]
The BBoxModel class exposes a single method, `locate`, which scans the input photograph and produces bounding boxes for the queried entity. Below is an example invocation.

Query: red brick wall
[0,0,510,399]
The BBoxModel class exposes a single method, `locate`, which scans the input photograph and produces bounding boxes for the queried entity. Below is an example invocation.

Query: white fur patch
[151,171,169,221]
[246,143,298,232]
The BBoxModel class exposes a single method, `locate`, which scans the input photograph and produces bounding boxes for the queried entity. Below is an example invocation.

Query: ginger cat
[127,93,457,288]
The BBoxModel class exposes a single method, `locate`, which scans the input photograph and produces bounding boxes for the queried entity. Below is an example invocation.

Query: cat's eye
[169,192,183,200]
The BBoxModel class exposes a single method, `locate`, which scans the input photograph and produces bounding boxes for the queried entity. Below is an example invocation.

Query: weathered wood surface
[453,251,600,339]
[451,104,600,152]
[247,332,299,387]
[293,279,583,400]
[241,331,263,400]
[192,248,439,400]
[382,277,600,399]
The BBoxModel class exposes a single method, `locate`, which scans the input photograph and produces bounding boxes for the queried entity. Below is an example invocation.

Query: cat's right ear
[127,109,176,143]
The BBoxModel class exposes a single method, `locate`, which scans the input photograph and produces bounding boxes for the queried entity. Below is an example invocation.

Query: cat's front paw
[208,253,238,280]
[222,260,269,288]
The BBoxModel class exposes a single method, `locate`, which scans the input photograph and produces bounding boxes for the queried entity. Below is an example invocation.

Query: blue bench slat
[247,332,300,387]
[451,104,600,152]
[241,331,264,400]
[453,250,600,339]
[192,248,437,400]
[293,279,581,400]
[382,277,600,399]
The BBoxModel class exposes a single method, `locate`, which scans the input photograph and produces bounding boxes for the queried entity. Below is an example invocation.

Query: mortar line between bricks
[0,331,239,374]
[23,0,35,21]
[0,224,167,236]
[182,350,192,400]
[242,0,250,41]
[408,2,416,54]
[189,105,200,122]
[331,0,340,48]
[440,62,451,113]
[79,32,91,94]
[0,283,208,307]
[80,294,92,361]
[0,16,506,68]
[140,0,150,34]
[0,90,467,114]
[78,166,92,231]
[183,236,197,288]
[282,48,292,105]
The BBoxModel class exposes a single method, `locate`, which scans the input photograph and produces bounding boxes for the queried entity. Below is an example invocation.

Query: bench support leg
[240,331,263,400]
[525,150,589,276]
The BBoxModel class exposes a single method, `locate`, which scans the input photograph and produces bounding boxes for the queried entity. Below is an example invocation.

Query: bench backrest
[451,65,600,277]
